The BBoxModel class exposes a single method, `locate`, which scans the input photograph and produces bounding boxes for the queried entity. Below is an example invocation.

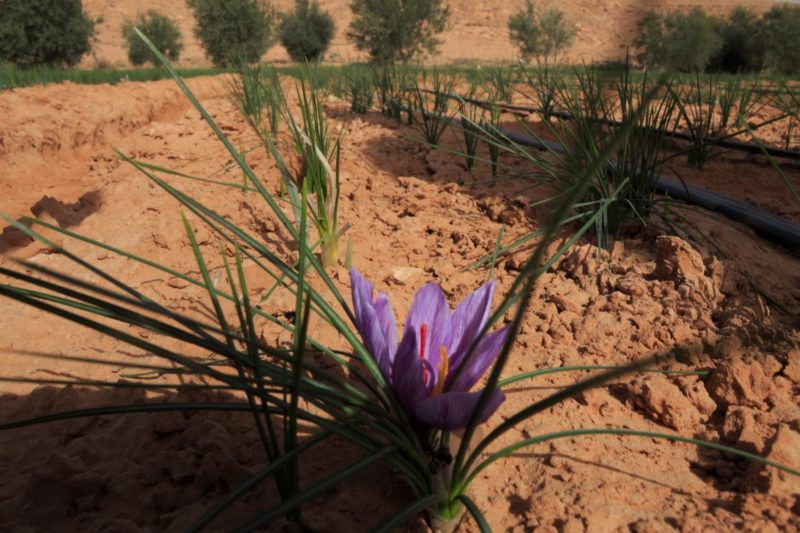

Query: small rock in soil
[721,406,771,454]
[706,359,775,409]
[619,374,704,432]
[745,424,800,495]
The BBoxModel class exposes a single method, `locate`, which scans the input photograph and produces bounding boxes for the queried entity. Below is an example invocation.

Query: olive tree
[187,0,277,67]
[508,0,576,64]
[0,0,94,67]
[347,0,449,63]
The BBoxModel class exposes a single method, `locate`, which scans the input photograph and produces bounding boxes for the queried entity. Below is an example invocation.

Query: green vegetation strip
[0,64,228,90]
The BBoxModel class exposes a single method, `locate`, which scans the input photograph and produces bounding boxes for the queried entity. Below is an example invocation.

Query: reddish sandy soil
[1,73,799,531]
[80,0,785,67]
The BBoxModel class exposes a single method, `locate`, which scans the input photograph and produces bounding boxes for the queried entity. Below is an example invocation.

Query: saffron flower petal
[414,389,506,431]
[447,326,509,392]
[373,293,398,359]
[392,327,428,411]
[350,268,396,379]
[447,280,496,367]
[403,283,451,370]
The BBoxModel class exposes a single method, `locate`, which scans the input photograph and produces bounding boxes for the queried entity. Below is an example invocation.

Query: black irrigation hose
[420,89,800,162]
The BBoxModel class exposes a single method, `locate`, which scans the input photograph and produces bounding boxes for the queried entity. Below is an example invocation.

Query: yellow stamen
[431,345,449,396]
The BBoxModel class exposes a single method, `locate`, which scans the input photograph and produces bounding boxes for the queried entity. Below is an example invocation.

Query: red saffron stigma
[419,323,429,383]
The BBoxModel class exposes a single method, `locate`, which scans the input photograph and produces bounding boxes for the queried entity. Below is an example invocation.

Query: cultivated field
[1,1,799,531]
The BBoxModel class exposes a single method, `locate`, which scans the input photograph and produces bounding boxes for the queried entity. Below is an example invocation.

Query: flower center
[419,323,450,397]
[431,345,449,397]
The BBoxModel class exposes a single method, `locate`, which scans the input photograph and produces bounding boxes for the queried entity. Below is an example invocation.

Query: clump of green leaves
[279,0,335,63]
[343,63,374,114]
[714,76,770,132]
[187,0,277,67]
[635,5,800,75]
[230,64,341,264]
[482,63,680,248]
[285,75,343,268]
[455,94,485,171]
[758,5,800,75]
[634,8,722,72]
[480,65,517,102]
[508,0,576,64]
[486,101,503,179]
[122,10,183,66]
[0,0,94,67]
[671,74,786,169]
[709,7,763,73]
[520,63,563,121]
[776,86,800,150]
[410,69,456,146]
[229,62,281,137]
[347,0,449,63]
[373,62,411,121]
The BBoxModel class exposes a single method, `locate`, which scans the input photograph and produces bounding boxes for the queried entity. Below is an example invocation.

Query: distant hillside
[81,0,784,67]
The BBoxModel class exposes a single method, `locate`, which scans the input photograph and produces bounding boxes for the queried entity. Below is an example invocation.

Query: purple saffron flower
[350,268,508,431]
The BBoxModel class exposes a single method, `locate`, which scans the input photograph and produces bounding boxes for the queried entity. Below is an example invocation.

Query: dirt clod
[707,359,776,409]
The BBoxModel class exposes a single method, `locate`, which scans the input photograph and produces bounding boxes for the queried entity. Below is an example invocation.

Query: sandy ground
[80,0,784,67]
[0,74,799,530]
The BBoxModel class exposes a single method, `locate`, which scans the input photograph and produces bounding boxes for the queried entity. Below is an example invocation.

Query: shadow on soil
[0,191,103,256]
[0,385,412,531]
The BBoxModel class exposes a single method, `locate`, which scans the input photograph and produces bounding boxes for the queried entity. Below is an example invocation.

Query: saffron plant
[350,268,507,431]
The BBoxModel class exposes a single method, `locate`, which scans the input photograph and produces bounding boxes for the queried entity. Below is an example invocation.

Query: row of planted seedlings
[331,63,520,119]
[430,63,688,254]
[462,61,799,164]
[421,60,800,252]
[458,63,800,236]
[365,64,520,180]
[667,73,798,168]
[524,64,800,168]
[773,84,800,151]
[242,58,800,290]
[335,60,799,190]
[2,32,800,532]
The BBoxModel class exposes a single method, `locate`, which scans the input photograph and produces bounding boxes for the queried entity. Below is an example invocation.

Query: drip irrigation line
[416,88,800,161]
[655,179,800,249]
[398,101,800,250]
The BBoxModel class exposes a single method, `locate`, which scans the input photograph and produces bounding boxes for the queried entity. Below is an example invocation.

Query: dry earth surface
[80,0,785,67]
[0,70,799,530]
[2,0,799,531]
